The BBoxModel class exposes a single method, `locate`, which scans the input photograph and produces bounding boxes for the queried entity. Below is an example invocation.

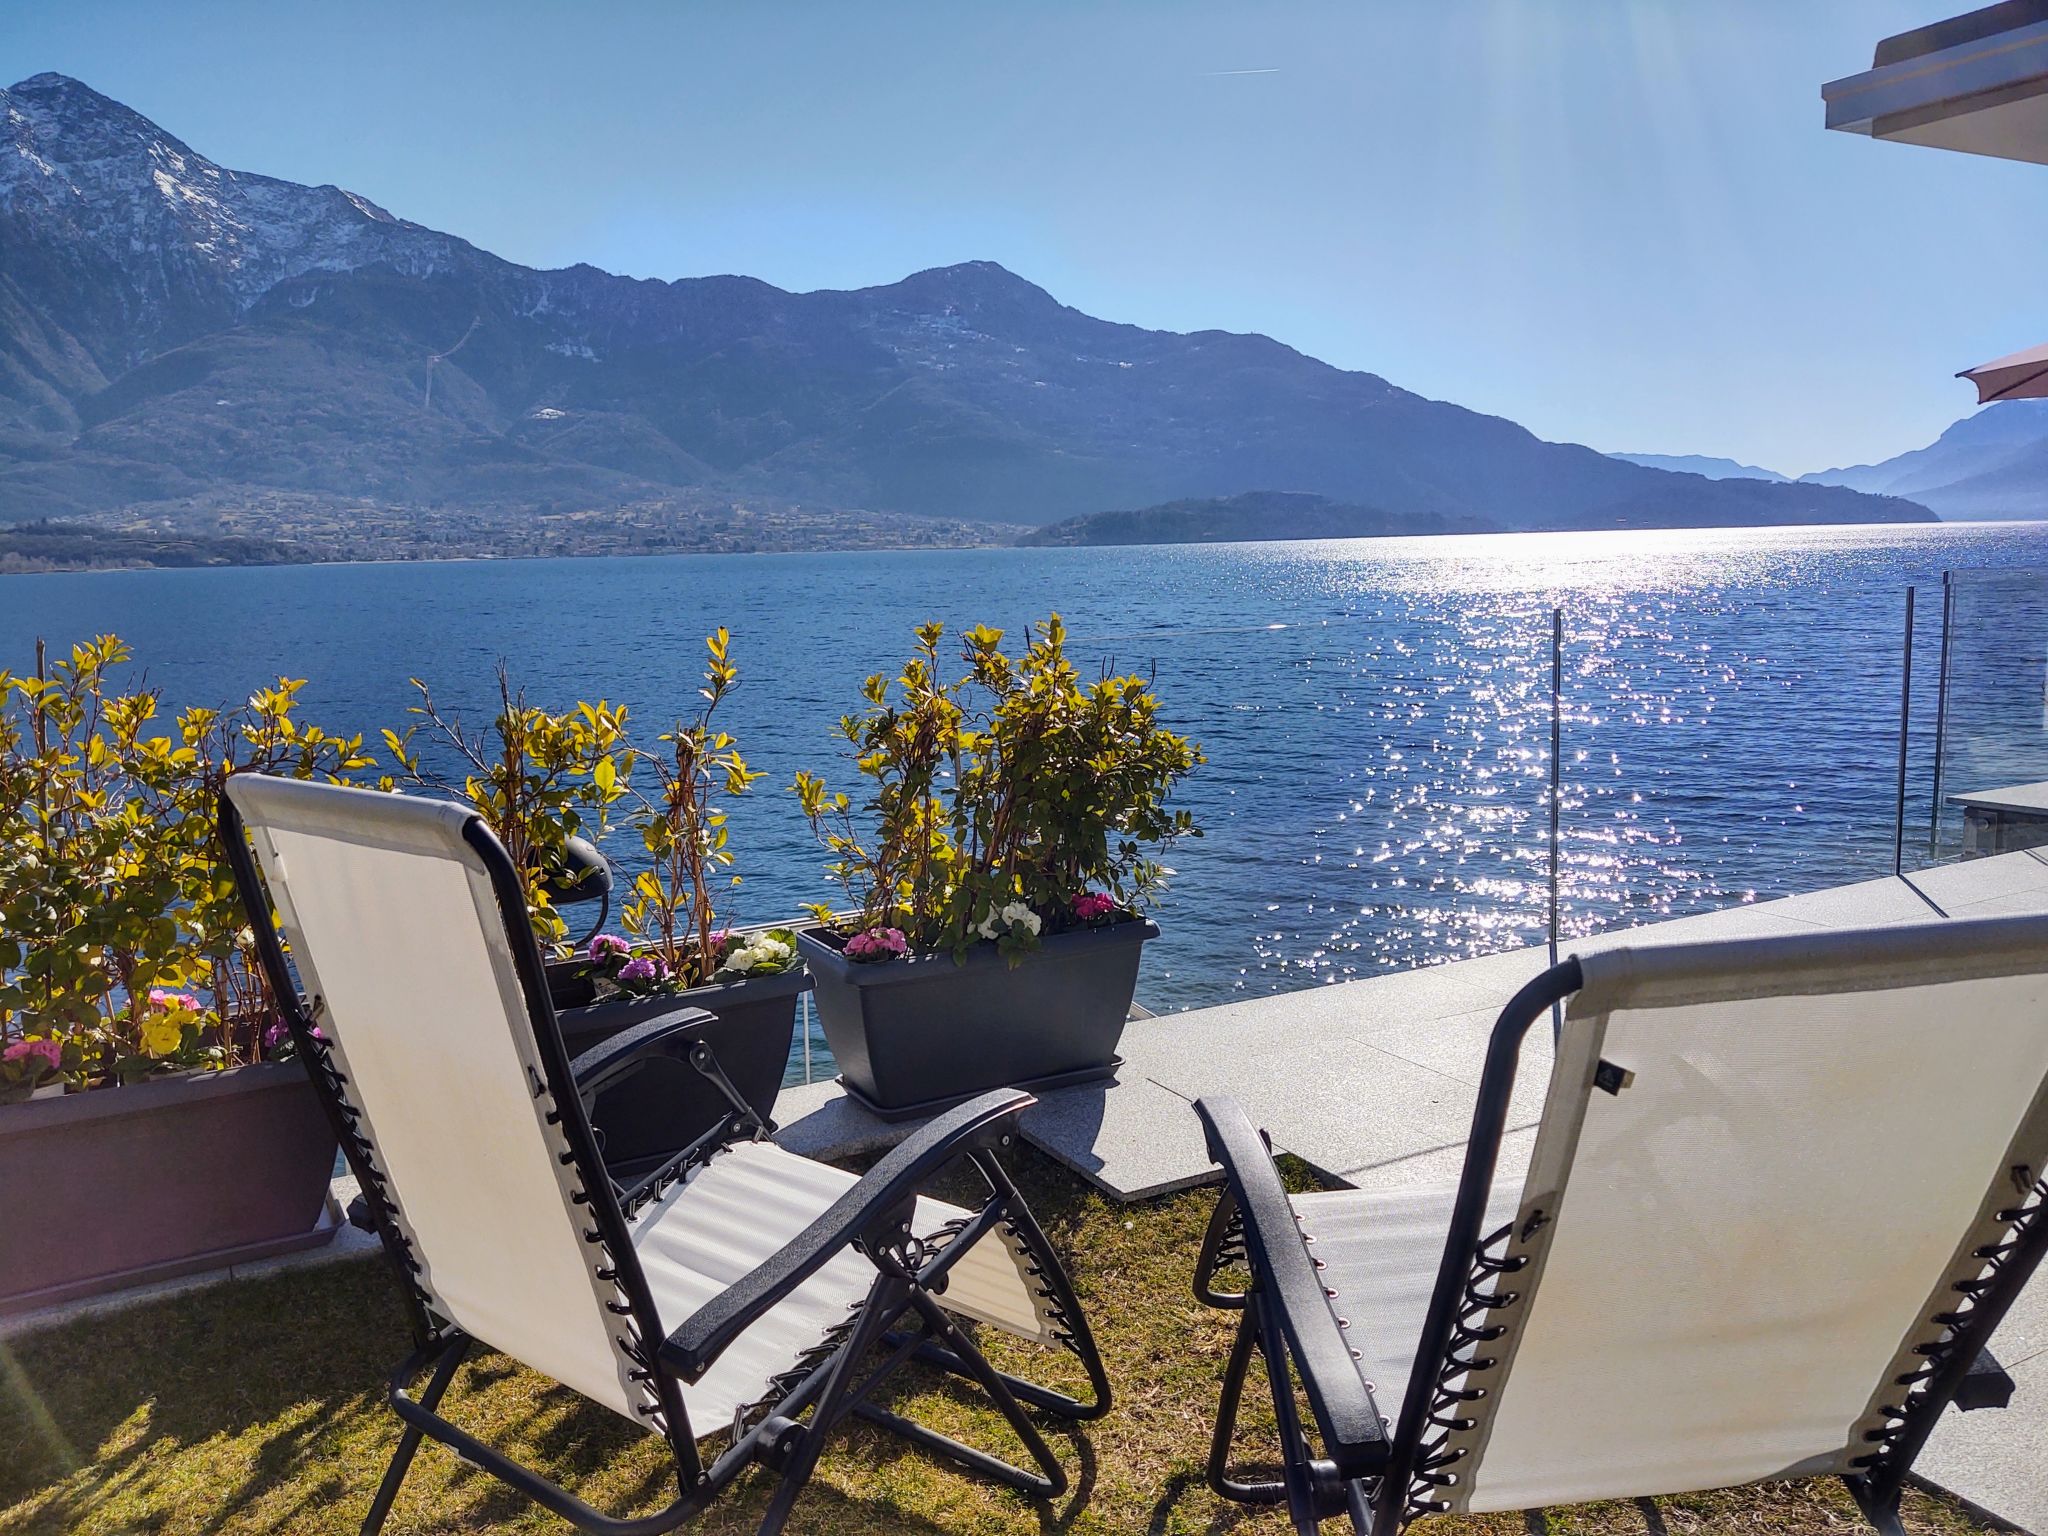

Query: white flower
[757,937,791,961]
[727,950,757,974]
[976,913,1000,940]
[1001,902,1041,936]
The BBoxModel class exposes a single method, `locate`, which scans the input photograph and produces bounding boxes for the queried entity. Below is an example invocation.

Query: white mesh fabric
[1445,917,2048,1514]
[227,777,640,1420]
[631,1140,1060,1431]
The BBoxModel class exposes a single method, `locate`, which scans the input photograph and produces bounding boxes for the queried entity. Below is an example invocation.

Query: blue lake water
[7,524,2048,1050]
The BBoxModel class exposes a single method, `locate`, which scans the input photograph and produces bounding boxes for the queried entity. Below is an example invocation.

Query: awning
[1958,339,2048,402]
[1825,3,2048,165]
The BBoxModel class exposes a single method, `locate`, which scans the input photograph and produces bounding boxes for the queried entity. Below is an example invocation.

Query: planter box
[796,918,1158,1120]
[546,962,808,1170]
[0,1060,339,1317]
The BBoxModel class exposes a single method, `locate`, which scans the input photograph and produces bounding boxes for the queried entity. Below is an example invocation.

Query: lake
[7,522,2048,1037]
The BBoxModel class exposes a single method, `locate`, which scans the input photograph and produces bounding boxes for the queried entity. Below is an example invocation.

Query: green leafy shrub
[381,666,632,952]
[0,636,372,1099]
[794,614,1200,960]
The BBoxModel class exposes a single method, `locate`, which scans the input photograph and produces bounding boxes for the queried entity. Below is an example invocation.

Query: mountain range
[1609,452,1791,483]
[0,72,1933,554]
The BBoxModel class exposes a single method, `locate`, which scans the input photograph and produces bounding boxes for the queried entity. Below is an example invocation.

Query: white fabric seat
[633,1139,1055,1435]
[1287,1182,1518,1431]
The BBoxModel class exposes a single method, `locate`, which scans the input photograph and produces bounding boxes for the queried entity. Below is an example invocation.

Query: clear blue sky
[7,0,2044,475]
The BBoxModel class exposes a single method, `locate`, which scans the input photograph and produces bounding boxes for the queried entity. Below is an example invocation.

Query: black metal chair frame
[1190,958,2048,1536]
[218,792,1110,1536]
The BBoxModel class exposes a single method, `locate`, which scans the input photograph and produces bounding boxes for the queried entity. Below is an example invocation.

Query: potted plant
[531,632,806,1164]
[0,638,365,1315]
[792,615,1200,1118]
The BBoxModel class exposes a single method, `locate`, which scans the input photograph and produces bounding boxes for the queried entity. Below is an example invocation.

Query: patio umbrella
[1958,339,2048,403]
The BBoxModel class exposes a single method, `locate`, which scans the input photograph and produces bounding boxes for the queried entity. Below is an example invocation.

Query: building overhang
[1825,1,2048,164]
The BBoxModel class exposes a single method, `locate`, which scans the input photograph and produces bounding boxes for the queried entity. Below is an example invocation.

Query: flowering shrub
[383,666,631,953]
[794,614,1200,961]
[616,630,770,987]
[1,636,373,1097]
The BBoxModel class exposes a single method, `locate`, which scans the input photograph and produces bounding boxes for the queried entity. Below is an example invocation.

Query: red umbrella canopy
[1959,340,2048,404]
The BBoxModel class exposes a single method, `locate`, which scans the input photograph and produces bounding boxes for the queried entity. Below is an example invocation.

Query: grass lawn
[0,1147,1999,1536]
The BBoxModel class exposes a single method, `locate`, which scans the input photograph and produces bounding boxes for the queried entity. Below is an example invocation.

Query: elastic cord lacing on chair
[303,1000,444,1337]
[1403,1220,1530,1523]
[530,1060,671,1435]
[730,1299,867,1445]
[998,1213,1085,1356]
[1851,1166,2048,1479]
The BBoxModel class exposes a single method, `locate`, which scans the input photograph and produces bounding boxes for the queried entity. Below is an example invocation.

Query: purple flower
[844,926,909,964]
[589,934,632,963]
[617,954,670,984]
[1072,892,1116,922]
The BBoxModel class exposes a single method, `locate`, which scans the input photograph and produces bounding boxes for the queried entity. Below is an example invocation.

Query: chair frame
[218,790,1110,1536]
[1191,957,2048,1536]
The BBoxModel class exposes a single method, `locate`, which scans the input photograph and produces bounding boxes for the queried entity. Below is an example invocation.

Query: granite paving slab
[1918,1349,2047,1535]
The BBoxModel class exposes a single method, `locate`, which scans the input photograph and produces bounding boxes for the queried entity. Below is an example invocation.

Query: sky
[5,0,2045,476]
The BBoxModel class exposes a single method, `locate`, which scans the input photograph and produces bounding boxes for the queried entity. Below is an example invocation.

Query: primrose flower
[1072,892,1116,922]
[3,1038,62,1071]
[141,1016,185,1058]
[589,934,632,963]
[844,926,908,964]
[617,954,668,984]
[147,989,203,1015]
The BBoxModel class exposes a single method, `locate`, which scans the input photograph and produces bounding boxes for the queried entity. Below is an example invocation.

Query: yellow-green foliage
[0,637,371,1096]
[794,614,1202,956]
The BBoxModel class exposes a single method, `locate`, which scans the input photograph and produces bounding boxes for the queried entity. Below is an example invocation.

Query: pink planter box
[0,1060,339,1316]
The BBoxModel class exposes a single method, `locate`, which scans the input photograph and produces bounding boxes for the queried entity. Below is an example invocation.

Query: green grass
[0,1148,1999,1536]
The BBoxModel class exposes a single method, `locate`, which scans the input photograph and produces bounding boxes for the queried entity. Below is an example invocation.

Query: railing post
[1895,586,1916,878]
[1549,607,1563,1039]
[1928,571,1955,857]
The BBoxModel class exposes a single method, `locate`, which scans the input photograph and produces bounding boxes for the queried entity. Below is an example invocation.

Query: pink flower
[844,926,909,964]
[147,989,202,1014]
[4,1038,61,1069]
[617,954,670,984]
[589,934,632,963]
[1072,892,1116,922]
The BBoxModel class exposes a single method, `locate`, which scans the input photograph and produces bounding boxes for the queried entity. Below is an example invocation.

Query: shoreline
[2,516,2028,578]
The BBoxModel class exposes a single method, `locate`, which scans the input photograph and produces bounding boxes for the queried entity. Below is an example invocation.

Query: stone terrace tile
[1766,875,1951,928]
[1153,1036,1479,1186]
[1018,1073,1216,1201]
[1906,847,2048,910]
[1918,1349,2048,1535]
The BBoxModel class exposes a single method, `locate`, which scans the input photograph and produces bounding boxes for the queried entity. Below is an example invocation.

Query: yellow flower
[140,1017,185,1058]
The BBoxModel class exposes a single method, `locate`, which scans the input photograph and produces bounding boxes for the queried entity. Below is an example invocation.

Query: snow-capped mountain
[0,73,1934,536]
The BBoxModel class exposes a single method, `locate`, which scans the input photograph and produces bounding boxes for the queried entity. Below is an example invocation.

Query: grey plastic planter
[545,961,808,1169]
[0,1060,338,1316]
[796,918,1158,1120]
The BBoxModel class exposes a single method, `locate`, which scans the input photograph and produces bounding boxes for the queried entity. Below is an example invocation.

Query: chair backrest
[224,775,647,1421]
[1436,916,2048,1515]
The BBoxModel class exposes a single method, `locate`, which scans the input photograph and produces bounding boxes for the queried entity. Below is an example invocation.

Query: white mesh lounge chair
[1191,922,2048,1534]
[218,776,1108,1536]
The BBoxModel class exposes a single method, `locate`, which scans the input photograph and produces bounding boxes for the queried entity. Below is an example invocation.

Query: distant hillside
[0,72,1934,548]
[1801,401,2048,518]
[1609,452,1789,483]
[0,520,316,571]
[1020,492,1494,547]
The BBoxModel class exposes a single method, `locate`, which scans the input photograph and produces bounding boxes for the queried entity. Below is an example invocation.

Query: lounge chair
[217,775,1109,1536]
[1191,922,2048,1533]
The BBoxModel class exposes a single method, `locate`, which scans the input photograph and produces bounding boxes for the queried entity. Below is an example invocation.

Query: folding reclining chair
[1191,919,2048,1534]
[218,775,1109,1536]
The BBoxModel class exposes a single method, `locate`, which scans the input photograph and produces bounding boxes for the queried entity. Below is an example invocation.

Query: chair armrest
[660,1087,1033,1381]
[569,1008,721,1106]
[1195,1096,1389,1469]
